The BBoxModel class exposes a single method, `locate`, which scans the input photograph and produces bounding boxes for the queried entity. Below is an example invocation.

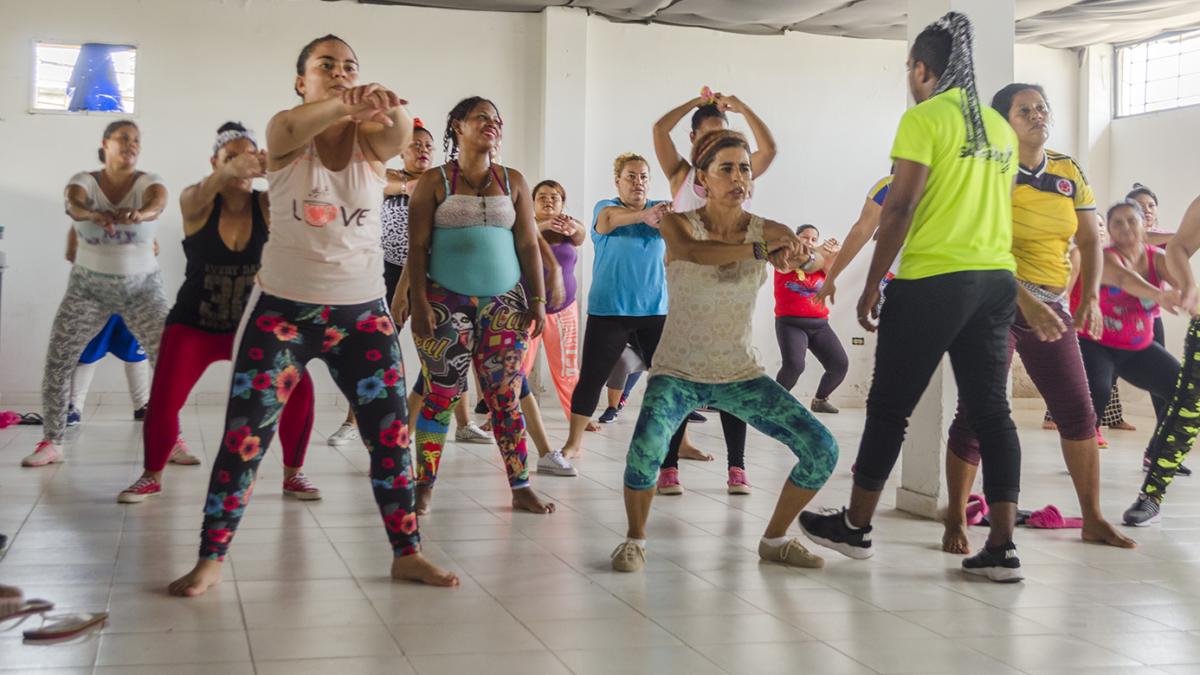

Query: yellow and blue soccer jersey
[1012,150,1095,287]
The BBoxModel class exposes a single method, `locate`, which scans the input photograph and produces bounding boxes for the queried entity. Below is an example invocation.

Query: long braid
[929,12,989,154]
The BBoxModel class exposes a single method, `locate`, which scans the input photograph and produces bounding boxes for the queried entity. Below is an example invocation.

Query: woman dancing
[24,120,169,467]
[118,122,320,504]
[612,130,837,572]
[407,96,554,515]
[941,83,1132,553]
[170,35,458,596]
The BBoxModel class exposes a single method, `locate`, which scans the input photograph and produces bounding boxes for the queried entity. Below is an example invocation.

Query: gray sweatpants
[41,266,168,442]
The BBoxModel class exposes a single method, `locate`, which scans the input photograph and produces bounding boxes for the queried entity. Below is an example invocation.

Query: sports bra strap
[439,165,452,196]
[500,166,511,196]
[444,162,510,197]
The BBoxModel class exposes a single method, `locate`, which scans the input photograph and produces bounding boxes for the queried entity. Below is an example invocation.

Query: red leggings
[143,323,315,472]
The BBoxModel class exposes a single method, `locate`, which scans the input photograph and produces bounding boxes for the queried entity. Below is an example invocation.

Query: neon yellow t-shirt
[889,88,1019,280]
[1012,151,1096,287]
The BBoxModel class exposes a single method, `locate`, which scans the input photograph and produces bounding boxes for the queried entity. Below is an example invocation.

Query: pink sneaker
[656,467,684,495]
[168,437,201,465]
[283,473,323,501]
[118,475,162,503]
[1097,428,1109,449]
[727,467,751,495]
[21,441,64,467]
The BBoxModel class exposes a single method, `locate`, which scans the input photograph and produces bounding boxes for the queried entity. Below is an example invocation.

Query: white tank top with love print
[260,129,387,305]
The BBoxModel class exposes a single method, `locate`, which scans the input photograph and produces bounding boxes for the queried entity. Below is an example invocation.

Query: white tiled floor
[3,401,1200,674]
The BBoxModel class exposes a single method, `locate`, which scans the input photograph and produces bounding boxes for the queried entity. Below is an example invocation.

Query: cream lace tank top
[650,210,768,383]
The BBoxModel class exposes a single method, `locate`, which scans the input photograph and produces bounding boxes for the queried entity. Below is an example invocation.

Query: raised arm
[723,96,777,178]
[266,84,410,166]
[653,96,704,191]
[65,185,103,224]
[509,170,547,338]
[180,151,268,235]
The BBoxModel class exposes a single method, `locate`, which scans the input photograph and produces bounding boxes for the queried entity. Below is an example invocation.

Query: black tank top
[166,192,270,332]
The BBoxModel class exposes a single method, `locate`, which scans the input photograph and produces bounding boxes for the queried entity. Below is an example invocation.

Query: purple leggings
[949,300,1096,466]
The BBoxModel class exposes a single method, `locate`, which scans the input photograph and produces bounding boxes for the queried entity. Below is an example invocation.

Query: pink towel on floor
[965,493,988,526]
[1025,505,1083,529]
[0,411,20,429]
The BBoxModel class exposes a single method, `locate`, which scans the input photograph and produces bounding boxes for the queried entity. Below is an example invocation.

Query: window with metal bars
[1117,30,1200,117]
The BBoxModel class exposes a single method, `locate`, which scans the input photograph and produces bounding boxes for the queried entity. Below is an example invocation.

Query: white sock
[627,538,647,549]
[761,536,789,548]
[844,511,862,531]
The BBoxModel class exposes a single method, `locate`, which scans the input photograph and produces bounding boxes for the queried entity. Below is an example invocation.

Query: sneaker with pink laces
[118,475,162,503]
[656,467,684,495]
[727,467,751,495]
[283,473,322,501]
[21,441,64,467]
[168,437,201,465]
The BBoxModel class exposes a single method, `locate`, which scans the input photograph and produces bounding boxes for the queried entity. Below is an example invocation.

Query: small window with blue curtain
[32,42,137,114]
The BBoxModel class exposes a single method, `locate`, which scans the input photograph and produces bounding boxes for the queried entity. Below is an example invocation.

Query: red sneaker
[118,476,162,504]
[283,473,322,501]
[1097,428,1109,449]
[656,467,684,495]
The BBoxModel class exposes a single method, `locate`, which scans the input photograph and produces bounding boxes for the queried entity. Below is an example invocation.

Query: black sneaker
[687,411,707,423]
[133,406,147,421]
[962,541,1024,583]
[799,508,873,560]
[474,400,488,415]
[598,407,619,424]
[1123,494,1162,527]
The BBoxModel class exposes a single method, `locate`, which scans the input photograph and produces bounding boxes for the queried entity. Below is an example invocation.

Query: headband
[213,128,257,156]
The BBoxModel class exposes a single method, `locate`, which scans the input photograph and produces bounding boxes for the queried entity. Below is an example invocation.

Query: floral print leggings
[198,288,419,561]
[414,281,530,489]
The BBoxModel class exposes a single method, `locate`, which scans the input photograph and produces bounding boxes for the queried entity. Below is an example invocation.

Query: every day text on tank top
[167,192,270,333]
[260,130,386,305]
[651,210,768,383]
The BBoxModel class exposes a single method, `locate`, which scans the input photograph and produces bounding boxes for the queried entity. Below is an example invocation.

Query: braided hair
[914,12,988,154]
[443,96,498,161]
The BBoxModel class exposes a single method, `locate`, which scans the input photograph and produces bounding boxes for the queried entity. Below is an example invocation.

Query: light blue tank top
[428,164,522,297]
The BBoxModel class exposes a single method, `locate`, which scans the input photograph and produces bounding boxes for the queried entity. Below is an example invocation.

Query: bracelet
[529,296,546,305]
[752,241,768,261]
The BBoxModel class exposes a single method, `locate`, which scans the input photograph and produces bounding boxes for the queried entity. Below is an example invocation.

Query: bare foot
[679,443,714,462]
[1082,517,1137,548]
[562,444,582,459]
[941,521,971,554]
[415,485,433,516]
[168,559,224,597]
[586,421,601,432]
[391,553,460,587]
[512,487,555,513]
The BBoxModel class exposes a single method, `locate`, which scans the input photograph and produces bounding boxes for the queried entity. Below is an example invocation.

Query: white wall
[0,2,1084,410]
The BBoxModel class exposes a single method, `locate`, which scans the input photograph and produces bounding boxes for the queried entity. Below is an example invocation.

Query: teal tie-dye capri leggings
[624,374,838,491]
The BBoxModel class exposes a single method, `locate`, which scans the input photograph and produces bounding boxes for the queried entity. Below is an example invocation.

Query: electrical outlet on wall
[852,337,865,346]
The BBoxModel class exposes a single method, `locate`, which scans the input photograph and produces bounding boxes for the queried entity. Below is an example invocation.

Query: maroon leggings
[143,323,315,472]
[949,300,1096,465]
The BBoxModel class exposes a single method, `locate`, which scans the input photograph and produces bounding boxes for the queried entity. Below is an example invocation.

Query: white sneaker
[455,422,493,444]
[22,441,64,467]
[537,450,577,477]
[327,423,360,447]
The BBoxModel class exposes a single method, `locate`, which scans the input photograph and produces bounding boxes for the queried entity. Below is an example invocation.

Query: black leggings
[855,270,1022,505]
[774,316,849,399]
[662,411,746,470]
[1079,338,1179,430]
[571,314,665,417]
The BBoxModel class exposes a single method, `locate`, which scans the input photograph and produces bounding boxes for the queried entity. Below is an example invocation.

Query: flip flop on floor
[23,611,108,641]
[0,599,54,622]
[18,413,43,426]
[1025,504,1083,529]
